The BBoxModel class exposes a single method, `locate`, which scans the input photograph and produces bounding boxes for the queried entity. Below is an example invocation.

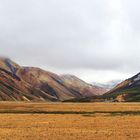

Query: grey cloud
[0,0,140,82]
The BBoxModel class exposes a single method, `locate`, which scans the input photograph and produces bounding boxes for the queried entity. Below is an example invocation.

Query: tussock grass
[0,102,139,139]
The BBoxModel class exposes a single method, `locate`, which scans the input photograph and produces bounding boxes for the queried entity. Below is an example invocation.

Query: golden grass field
[0,102,140,140]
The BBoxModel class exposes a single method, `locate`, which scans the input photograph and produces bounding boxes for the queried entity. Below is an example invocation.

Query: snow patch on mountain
[93,80,122,89]
[133,74,140,82]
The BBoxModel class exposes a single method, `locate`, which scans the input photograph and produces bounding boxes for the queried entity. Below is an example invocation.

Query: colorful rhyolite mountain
[0,57,107,101]
[103,73,140,102]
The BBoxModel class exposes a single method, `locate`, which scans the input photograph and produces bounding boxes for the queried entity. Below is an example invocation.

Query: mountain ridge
[102,72,140,102]
[0,57,107,102]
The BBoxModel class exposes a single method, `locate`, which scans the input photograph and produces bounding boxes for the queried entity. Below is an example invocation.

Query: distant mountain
[103,73,140,102]
[61,74,107,97]
[93,80,122,90]
[0,57,106,102]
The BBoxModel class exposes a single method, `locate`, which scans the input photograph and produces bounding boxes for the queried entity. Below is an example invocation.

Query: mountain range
[0,57,107,102]
[1,57,140,102]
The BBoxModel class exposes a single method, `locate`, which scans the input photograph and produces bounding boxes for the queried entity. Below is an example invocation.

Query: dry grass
[0,102,140,140]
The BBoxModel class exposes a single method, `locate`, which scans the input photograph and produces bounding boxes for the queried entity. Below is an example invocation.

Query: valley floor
[0,102,140,140]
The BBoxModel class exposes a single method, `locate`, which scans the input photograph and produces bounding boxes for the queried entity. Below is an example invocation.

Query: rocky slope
[0,57,107,102]
[103,73,140,102]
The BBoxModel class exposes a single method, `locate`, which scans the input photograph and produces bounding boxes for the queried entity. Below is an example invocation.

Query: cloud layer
[0,0,140,82]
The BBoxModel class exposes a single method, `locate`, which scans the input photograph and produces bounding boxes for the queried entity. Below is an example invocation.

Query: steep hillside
[18,67,77,101]
[103,73,140,102]
[0,58,59,101]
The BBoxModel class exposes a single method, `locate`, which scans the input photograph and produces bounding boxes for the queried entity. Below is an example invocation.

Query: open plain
[0,102,140,140]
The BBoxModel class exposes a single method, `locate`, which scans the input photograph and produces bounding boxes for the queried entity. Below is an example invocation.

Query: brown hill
[0,57,107,102]
[61,74,107,97]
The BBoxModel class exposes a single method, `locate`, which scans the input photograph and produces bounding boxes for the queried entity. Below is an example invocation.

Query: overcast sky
[0,0,140,83]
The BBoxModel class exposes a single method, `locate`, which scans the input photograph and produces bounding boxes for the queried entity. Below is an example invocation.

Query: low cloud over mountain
[1,0,140,82]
